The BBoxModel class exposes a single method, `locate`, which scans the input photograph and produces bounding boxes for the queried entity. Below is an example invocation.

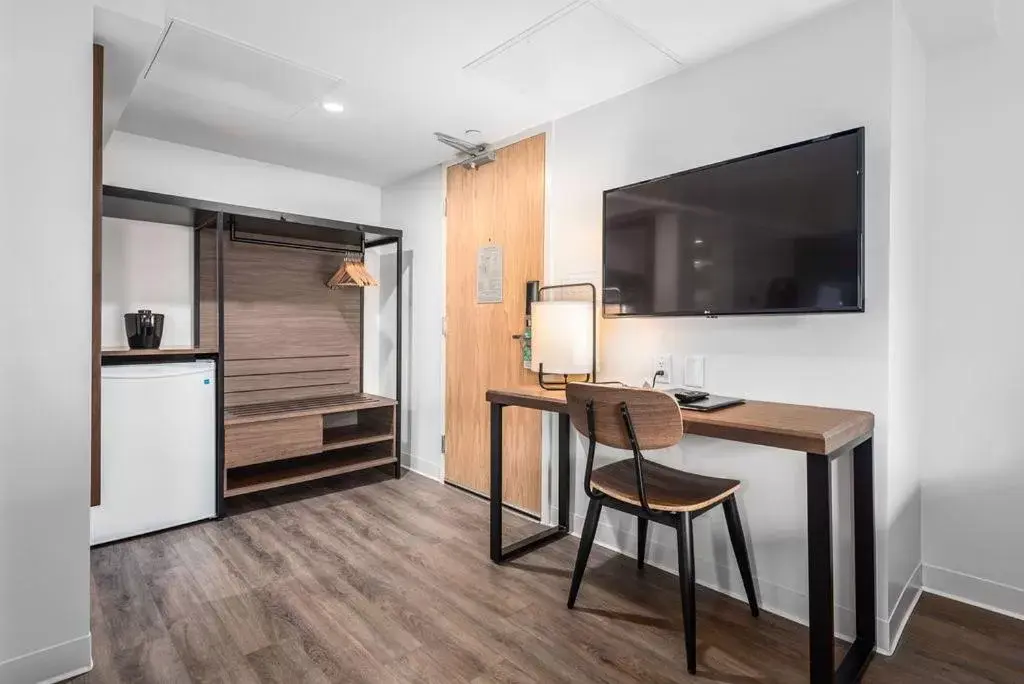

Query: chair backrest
[565,383,683,451]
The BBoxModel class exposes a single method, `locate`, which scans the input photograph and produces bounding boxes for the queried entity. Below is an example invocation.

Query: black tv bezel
[601,127,866,319]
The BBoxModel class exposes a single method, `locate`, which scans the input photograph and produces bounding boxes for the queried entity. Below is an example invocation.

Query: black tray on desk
[676,394,745,412]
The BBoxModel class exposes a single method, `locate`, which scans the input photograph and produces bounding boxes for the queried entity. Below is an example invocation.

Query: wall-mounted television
[602,128,864,317]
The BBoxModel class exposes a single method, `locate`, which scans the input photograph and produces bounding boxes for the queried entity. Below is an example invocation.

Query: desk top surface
[486,385,873,456]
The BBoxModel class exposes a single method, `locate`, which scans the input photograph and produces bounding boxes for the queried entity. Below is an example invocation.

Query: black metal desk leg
[807,453,835,683]
[558,413,571,530]
[489,405,571,564]
[853,438,876,645]
[834,437,877,683]
[490,402,504,564]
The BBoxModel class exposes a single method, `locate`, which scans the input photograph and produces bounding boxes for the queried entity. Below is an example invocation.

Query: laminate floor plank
[245,640,334,684]
[165,609,258,684]
[76,470,1024,684]
[386,646,472,684]
[110,637,192,684]
[91,544,170,654]
[469,656,539,684]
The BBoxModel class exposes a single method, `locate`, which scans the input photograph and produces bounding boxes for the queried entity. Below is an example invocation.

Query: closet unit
[102,186,403,515]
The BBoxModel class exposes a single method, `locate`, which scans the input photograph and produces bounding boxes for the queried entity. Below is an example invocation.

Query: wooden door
[444,134,545,514]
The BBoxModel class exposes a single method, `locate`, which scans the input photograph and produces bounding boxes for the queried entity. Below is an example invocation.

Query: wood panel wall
[198,228,219,351]
[200,229,362,408]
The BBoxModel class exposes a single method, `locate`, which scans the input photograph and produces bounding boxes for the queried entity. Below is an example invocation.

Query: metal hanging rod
[229,226,364,255]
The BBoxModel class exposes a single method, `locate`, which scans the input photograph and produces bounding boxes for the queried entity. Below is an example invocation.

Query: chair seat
[591,460,741,512]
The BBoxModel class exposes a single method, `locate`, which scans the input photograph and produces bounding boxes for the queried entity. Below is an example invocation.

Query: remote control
[674,390,709,404]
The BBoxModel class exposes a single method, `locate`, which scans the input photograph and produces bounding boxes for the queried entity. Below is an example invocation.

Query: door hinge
[441,316,447,337]
[441,434,446,454]
[443,197,447,217]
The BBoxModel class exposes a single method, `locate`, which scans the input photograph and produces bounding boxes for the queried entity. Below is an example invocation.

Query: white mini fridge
[92,360,217,545]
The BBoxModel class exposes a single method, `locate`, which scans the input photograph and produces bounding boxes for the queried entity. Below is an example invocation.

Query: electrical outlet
[653,354,673,385]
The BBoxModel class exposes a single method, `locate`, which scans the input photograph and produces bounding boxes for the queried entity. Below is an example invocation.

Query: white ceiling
[95,0,851,186]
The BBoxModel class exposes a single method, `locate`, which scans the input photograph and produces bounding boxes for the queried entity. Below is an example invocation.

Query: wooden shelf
[225,446,396,498]
[224,393,395,425]
[322,424,394,451]
[102,346,218,357]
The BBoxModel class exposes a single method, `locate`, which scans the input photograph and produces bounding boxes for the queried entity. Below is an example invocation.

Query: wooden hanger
[326,259,379,288]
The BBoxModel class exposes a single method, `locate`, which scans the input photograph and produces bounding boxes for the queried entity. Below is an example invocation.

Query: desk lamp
[529,283,597,390]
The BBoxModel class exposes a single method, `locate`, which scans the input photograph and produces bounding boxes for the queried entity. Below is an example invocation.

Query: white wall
[381,167,446,480]
[103,131,381,225]
[548,0,897,647]
[101,218,193,348]
[884,0,927,639]
[920,1,1024,618]
[0,0,95,681]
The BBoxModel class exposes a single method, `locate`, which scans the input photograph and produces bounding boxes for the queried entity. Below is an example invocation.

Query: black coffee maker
[124,309,165,349]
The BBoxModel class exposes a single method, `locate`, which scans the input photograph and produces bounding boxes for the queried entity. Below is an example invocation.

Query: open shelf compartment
[322,403,394,451]
[225,442,396,497]
[223,394,397,498]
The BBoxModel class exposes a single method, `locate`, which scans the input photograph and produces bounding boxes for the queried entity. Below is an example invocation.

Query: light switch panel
[684,355,705,388]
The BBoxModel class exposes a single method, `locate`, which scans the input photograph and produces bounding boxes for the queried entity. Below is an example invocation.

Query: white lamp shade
[530,300,593,375]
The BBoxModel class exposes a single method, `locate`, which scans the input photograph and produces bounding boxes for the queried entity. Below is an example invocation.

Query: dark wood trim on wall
[91,43,104,507]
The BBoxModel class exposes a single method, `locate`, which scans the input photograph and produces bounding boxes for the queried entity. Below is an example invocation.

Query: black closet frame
[103,185,405,517]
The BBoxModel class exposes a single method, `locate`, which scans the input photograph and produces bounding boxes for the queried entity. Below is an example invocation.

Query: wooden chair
[565,383,760,674]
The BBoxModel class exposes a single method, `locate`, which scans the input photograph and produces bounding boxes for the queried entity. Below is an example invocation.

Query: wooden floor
[76,471,1024,683]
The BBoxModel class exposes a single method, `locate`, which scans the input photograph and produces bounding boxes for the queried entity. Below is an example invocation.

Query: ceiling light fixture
[322,101,345,113]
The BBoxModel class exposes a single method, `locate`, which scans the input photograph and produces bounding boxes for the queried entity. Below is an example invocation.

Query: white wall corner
[883,563,923,654]
[381,164,446,488]
[918,0,1024,625]
[0,633,92,684]
[402,452,445,483]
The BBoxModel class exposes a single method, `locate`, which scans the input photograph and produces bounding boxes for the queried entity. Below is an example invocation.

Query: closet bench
[223,393,398,497]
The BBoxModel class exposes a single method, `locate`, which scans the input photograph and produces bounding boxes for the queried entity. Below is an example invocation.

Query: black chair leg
[723,495,760,617]
[568,497,603,609]
[676,513,697,675]
[637,518,648,570]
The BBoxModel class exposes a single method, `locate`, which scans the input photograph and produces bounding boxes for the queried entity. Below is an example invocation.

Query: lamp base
[537,363,591,391]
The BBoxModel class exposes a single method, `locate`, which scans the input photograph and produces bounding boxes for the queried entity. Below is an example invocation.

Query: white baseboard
[0,633,92,684]
[402,452,443,482]
[39,663,93,684]
[558,508,917,657]
[923,564,1024,621]
[885,563,922,655]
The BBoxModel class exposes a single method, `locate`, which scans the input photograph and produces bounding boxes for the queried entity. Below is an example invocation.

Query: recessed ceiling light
[464,129,481,136]
[322,101,345,113]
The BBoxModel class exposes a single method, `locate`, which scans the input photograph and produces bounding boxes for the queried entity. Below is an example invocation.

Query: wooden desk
[486,385,876,684]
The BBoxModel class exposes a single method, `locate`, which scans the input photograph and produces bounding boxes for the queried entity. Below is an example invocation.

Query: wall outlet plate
[654,354,673,385]
[684,355,705,388]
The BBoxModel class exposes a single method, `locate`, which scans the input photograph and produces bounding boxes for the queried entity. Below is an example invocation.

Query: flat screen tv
[602,128,864,317]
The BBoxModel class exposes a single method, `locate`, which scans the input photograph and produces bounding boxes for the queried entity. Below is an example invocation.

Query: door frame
[439,124,557,525]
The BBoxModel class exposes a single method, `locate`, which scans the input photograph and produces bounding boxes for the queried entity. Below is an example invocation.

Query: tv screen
[603,128,864,317]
